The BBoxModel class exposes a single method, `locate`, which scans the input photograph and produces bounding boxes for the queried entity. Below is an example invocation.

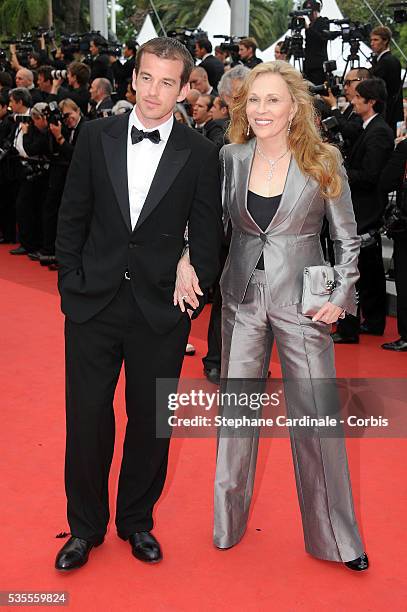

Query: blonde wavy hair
[228,61,343,199]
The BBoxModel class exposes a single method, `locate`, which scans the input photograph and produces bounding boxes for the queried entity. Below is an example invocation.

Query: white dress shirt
[13,110,31,158]
[127,106,174,230]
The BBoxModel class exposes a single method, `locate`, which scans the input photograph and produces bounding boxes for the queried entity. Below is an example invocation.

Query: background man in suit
[238,38,263,69]
[194,38,224,89]
[54,37,223,571]
[333,78,395,344]
[370,26,403,135]
[89,77,114,119]
[189,66,217,96]
[302,0,330,85]
[111,39,138,100]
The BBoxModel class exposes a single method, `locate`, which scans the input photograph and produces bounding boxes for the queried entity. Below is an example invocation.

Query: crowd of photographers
[0,6,406,356]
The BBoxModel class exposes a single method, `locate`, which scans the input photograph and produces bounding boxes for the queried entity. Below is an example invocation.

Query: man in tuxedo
[54,37,223,571]
[370,26,403,135]
[321,67,370,157]
[194,38,224,89]
[333,78,394,343]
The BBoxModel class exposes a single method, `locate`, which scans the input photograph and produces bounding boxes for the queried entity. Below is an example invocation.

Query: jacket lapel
[101,113,132,231]
[134,121,191,231]
[232,140,309,233]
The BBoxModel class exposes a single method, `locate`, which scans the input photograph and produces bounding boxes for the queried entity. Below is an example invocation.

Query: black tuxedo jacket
[55,113,223,333]
[347,114,394,234]
[199,55,225,88]
[371,52,403,125]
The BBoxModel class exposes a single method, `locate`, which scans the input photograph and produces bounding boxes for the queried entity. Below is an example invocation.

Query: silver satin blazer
[219,139,361,316]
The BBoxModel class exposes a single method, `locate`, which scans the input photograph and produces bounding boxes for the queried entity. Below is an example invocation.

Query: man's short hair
[240,38,258,53]
[191,66,209,80]
[37,65,53,84]
[95,77,112,97]
[356,77,388,114]
[371,26,392,45]
[91,35,107,50]
[218,65,250,98]
[125,39,138,54]
[31,101,49,118]
[196,37,212,54]
[357,67,371,80]
[199,94,215,111]
[68,61,91,87]
[0,72,13,89]
[135,37,195,88]
[9,87,32,108]
[216,96,229,110]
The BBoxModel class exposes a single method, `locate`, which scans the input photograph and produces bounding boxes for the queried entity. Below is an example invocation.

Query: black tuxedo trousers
[65,278,190,541]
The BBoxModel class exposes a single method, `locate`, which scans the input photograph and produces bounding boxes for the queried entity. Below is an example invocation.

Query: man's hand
[49,121,63,140]
[51,78,63,94]
[320,88,337,108]
[173,251,203,316]
[312,302,344,324]
[20,122,30,134]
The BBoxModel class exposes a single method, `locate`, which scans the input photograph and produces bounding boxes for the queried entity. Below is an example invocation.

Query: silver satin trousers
[214,270,364,562]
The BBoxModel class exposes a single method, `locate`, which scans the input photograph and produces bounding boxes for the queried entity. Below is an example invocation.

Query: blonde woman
[174,61,368,570]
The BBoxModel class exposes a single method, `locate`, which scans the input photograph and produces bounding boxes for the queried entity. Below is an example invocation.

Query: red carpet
[0,244,406,611]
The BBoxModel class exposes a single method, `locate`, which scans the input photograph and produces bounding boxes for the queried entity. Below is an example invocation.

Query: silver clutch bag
[302,265,336,318]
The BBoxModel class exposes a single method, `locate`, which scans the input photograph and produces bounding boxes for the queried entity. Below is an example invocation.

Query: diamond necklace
[256,144,289,181]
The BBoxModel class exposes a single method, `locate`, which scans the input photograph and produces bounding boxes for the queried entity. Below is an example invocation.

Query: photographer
[370,26,403,135]
[89,36,113,84]
[195,38,224,89]
[88,78,113,119]
[321,67,370,156]
[111,39,137,100]
[379,139,407,352]
[0,91,16,243]
[54,61,90,115]
[10,99,50,259]
[36,65,58,103]
[14,67,42,104]
[302,0,330,85]
[41,98,85,263]
[238,38,263,69]
[333,78,395,344]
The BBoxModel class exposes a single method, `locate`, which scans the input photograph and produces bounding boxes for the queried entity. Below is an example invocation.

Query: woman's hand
[312,302,345,324]
[173,251,203,315]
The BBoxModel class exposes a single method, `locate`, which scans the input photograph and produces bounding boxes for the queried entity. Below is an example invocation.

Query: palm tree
[0,0,48,35]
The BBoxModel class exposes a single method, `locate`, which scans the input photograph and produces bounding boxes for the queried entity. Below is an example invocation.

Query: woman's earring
[246,123,250,136]
[287,119,292,134]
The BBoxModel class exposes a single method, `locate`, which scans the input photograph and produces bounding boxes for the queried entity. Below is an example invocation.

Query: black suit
[371,51,403,134]
[199,55,224,89]
[56,113,223,541]
[330,104,363,156]
[337,114,394,337]
[89,96,114,120]
[303,17,330,85]
[111,56,135,100]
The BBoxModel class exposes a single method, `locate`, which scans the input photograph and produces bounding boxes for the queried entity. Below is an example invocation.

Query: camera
[289,9,312,30]
[14,114,32,125]
[325,19,371,44]
[321,115,344,149]
[166,28,208,57]
[214,35,241,64]
[309,60,343,97]
[43,101,64,126]
[389,3,407,24]
[51,69,68,80]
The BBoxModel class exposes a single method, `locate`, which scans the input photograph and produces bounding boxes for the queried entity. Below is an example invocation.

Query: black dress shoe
[344,552,369,571]
[120,531,162,563]
[55,536,103,571]
[360,323,384,336]
[382,338,407,352]
[331,332,359,344]
[9,246,27,255]
[204,367,221,385]
[27,251,41,261]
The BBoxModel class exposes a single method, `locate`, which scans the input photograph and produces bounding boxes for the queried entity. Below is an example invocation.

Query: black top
[247,191,282,270]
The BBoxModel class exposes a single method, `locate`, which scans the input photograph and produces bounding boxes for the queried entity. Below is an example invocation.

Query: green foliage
[0,0,48,36]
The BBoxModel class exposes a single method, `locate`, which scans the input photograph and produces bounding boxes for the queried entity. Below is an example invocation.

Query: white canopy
[136,14,159,45]
[259,0,372,74]
[197,0,231,51]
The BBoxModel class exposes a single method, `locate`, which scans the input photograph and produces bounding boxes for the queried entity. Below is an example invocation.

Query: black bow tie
[131,125,161,145]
